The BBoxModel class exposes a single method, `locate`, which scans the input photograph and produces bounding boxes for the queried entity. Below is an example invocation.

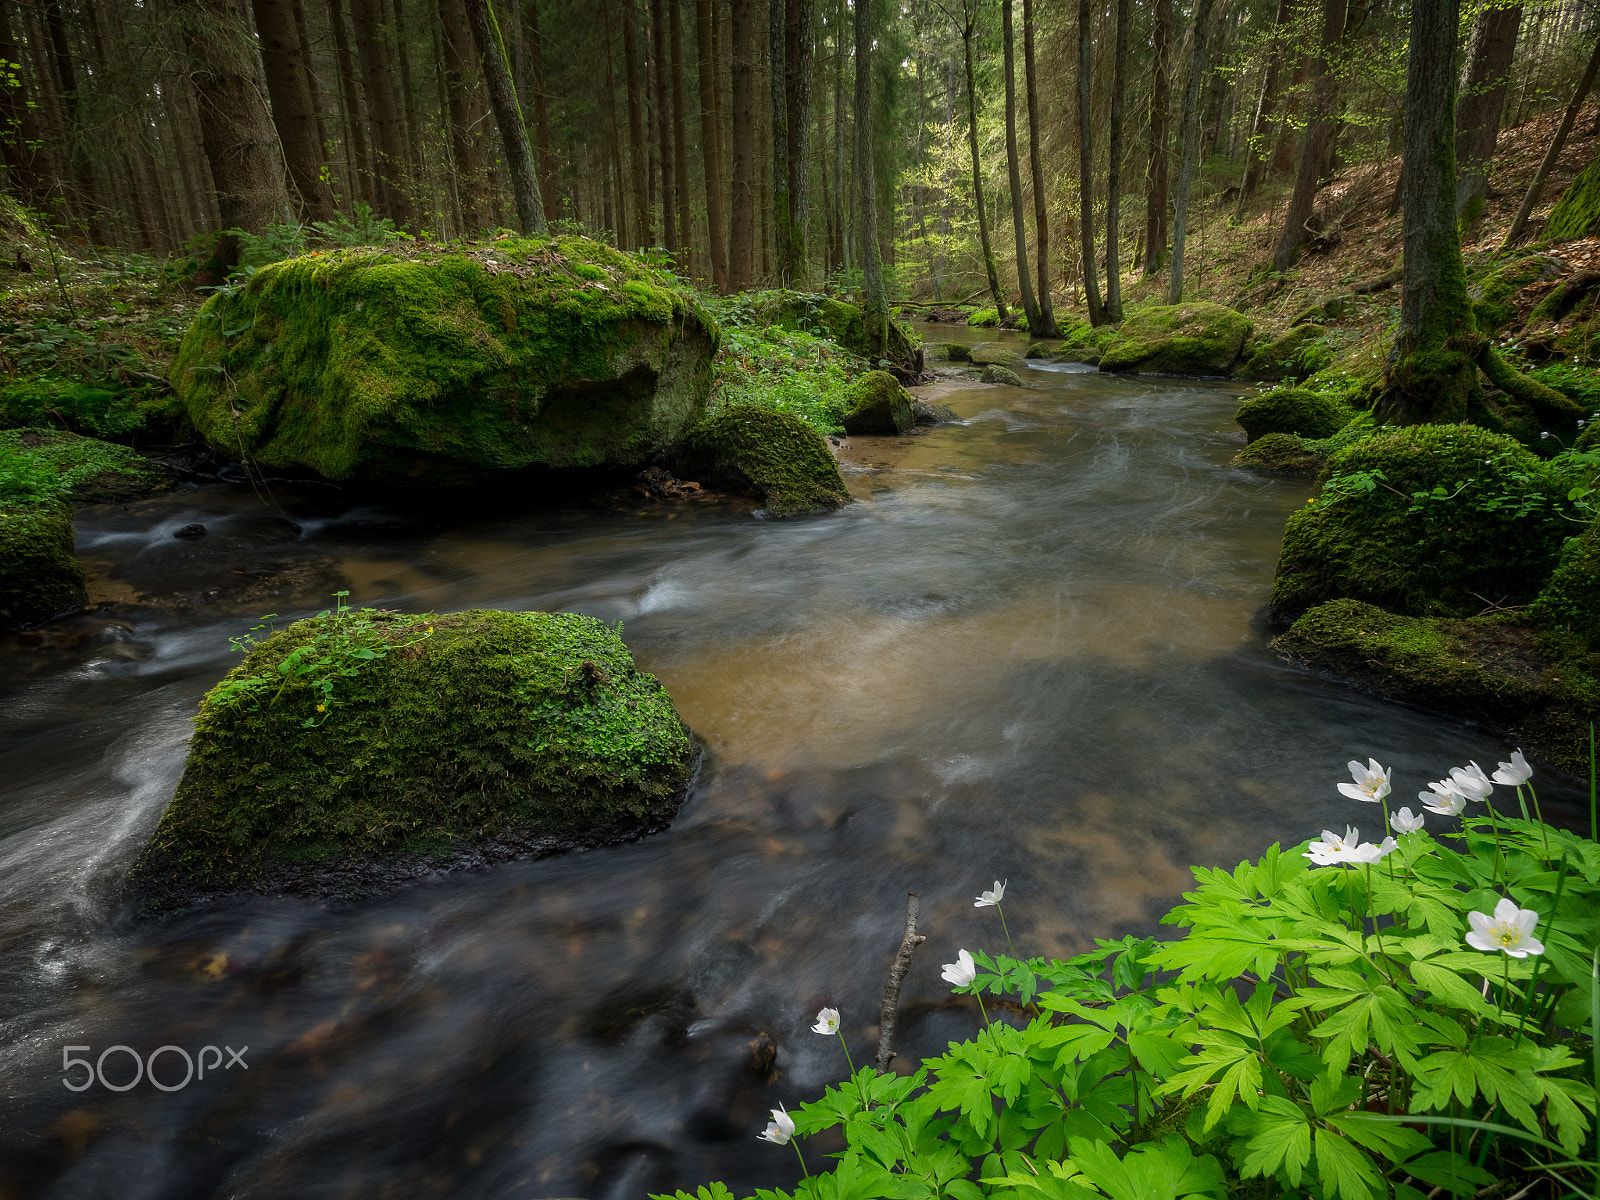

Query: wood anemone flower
[1466,898,1545,958]
[1492,750,1533,787]
[974,880,1006,908]
[811,1007,840,1036]
[757,1106,796,1145]
[1338,758,1392,804]
[940,949,977,989]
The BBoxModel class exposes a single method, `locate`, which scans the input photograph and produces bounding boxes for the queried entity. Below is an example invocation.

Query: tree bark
[603,0,629,246]
[1236,0,1292,213]
[1023,0,1056,333]
[1270,52,1308,175]
[349,0,414,224]
[650,0,677,252]
[441,0,493,230]
[623,0,652,246]
[962,4,1007,321]
[1103,0,1129,322]
[253,0,336,221]
[1167,0,1216,303]
[1454,0,1521,224]
[1272,0,1348,272]
[831,0,846,274]
[785,0,814,288]
[670,0,692,264]
[730,0,756,288]
[0,0,49,210]
[329,0,375,208]
[464,0,548,234]
[1077,0,1106,323]
[1501,34,1600,248]
[696,0,727,286]
[769,0,792,283]
[1003,0,1040,331]
[525,0,557,221]
[1143,0,1171,276]
[854,0,887,350]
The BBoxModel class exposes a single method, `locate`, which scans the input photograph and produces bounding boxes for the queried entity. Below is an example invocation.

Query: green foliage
[659,778,1600,1200]
[1239,324,1337,384]
[1531,363,1600,412]
[0,378,189,442]
[0,495,84,631]
[0,440,63,506]
[1235,386,1355,442]
[0,427,169,504]
[968,307,1001,328]
[707,299,863,436]
[1099,304,1253,376]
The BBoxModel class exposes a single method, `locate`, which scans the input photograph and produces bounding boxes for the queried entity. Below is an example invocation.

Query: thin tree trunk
[1022,0,1056,332]
[1104,0,1129,322]
[854,0,887,349]
[1003,0,1041,331]
[603,0,629,245]
[442,0,492,229]
[463,0,547,234]
[388,0,421,184]
[696,0,726,285]
[769,0,792,283]
[1272,0,1348,271]
[329,0,375,208]
[1076,0,1105,323]
[962,6,1008,321]
[350,0,414,223]
[622,0,651,246]
[1501,33,1600,248]
[1167,0,1217,303]
[671,0,692,264]
[1270,52,1309,175]
[1237,0,1291,213]
[525,0,557,220]
[1454,1,1521,224]
[0,0,48,210]
[730,0,756,287]
[253,0,336,221]
[1143,0,1171,275]
[831,0,846,274]
[649,0,677,251]
[786,0,814,288]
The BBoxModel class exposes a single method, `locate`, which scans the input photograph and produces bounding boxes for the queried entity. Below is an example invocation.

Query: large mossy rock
[1271,424,1576,623]
[1098,303,1252,375]
[1237,325,1334,383]
[129,609,696,893]
[673,404,850,513]
[1234,387,1353,442]
[0,497,84,631]
[760,292,923,376]
[842,370,913,435]
[171,237,719,486]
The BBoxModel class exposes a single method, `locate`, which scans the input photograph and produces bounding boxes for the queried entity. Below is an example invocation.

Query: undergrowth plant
[663,753,1600,1200]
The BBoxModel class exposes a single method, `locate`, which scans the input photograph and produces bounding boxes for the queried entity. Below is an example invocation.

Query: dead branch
[875,892,926,1071]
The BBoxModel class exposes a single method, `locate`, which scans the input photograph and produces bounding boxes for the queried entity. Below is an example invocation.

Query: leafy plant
[0,441,64,506]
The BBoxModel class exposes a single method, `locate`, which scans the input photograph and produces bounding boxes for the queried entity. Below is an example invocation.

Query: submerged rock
[127,609,697,899]
[170,236,718,487]
[941,343,972,362]
[672,404,850,513]
[1098,302,1252,375]
[1234,387,1353,442]
[0,498,84,631]
[968,343,1026,369]
[842,371,914,435]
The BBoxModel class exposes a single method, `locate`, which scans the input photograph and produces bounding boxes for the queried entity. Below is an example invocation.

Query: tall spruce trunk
[769,0,792,283]
[650,0,677,252]
[1272,0,1348,272]
[464,0,547,234]
[1236,0,1292,213]
[1002,0,1041,332]
[329,0,375,208]
[1077,0,1105,323]
[1454,0,1522,226]
[623,0,652,246]
[855,0,887,350]
[785,0,814,288]
[730,0,756,288]
[1103,0,1129,321]
[831,0,847,273]
[1023,0,1057,333]
[525,0,557,220]
[1143,0,1171,276]
[962,6,1008,322]
[349,0,414,224]
[670,0,692,266]
[1166,0,1215,303]
[442,0,492,230]
[696,0,727,287]
[252,0,336,221]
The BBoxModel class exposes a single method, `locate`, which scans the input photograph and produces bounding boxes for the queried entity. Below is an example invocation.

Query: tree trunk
[1166,0,1216,303]
[525,0,557,221]
[442,0,492,230]
[1272,0,1347,272]
[769,0,792,283]
[963,6,1007,321]
[854,0,887,350]
[1143,0,1171,276]
[1501,34,1600,248]
[1270,52,1308,175]
[785,0,814,289]
[329,0,375,208]
[463,0,547,234]
[1023,0,1056,334]
[0,0,49,210]
[1236,0,1292,213]
[831,0,846,274]
[650,0,677,252]
[1103,0,1129,322]
[1454,1,1521,226]
[387,0,421,184]
[730,0,756,288]
[253,0,336,221]
[622,0,651,246]
[1076,0,1105,323]
[670,0,692,264]
[1003,0,1040,331]
[696,0,727,287]
[349,0,414,224]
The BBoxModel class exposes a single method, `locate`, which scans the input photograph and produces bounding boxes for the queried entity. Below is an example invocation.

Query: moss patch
[673,404,850,513]
[1053,319,1120,366]
[981,365,1024,386]
[130,609,696,888]
[1472,255,1564,333]
[757,291,922,374]
[842,371,913,434]
[1098,302,1253,375]
[968,343,1026,369]
[170,236,719,486]
[1235,387,1355,442]
[0,378,191,444]
[1546,155,1600,242]
[942,343,972,362]
[0,497,85,631]
[1238,324,1335,383]
[1234,432,1327,478]
[0,427,171,504]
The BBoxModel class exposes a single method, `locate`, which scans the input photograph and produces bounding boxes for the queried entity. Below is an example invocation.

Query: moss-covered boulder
[968,343,1026,369]
[127,609,696,893]
[0,379,191,443]
[1099,303,1252,375]
[1237,325,1335,383]
[760,292,923,376]
[1271,424,1577,623]
[673,404,849,513]
[842,371,913,435]
[170,236,719,486]
[942,343,972,362]
[1233,432,1327,478]
[1234,387,1354,442]
[1025,343,1055,359]
[1546,155,1600,242]
[0,497,85,631]
[1054,321,1119,366]
[1472,255,1564,332]
[2,428,171,504]
[981,365,1024,386]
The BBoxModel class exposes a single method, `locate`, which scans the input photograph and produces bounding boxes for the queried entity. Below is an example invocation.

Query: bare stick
[876,892,926,1071]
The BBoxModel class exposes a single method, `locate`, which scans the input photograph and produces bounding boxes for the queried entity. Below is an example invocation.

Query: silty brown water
[0,324,1573,1197]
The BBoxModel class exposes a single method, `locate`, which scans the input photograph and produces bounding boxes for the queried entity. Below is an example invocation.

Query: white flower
[1338,758,1392,804]
[1351,836,1399,864]
[811,1007,840,1036]
[1305,826,1361,864]
[758,1105,796,1145]
[1420,780,1468,816]
[1449,762,1494,803]
[1492,749,1532,787]
[975,880,1007,907]
[1391,806,1426,833]
[941,949,977,988]
[1465,897,1545,958]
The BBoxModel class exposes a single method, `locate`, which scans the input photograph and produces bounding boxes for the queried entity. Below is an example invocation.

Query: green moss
[968,343,1025,369]
[1234,432,1327,478]
[842,370,913,434]
[1545,155,1600,242]
[170,236,720,485]
[674,403,850,513]
[981,365,1023,386]
[756,291,922,372]
[942,343,972,362]
[131,609,695,887]
[1271,423,1576,622]
[0,428,171,504]
[1098,302,1253,375]
[0,497,85,631]
[0,379,191,443]
[1472,255,1559,333]
[1532,521,1600,643]
[1054,318,1119,366]
[1238,324,1335,383]
[1236,388,1354,442]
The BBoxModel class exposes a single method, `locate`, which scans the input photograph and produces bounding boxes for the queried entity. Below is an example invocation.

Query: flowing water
[0,325,1577,1198]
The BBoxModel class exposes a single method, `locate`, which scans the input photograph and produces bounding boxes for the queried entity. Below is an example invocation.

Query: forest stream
[0,323,1583,1198]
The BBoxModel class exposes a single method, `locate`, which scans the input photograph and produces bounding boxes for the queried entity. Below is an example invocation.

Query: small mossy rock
[1024,343,1055,359]
[0,498,85,631]
[842,370,914,435]
[1471,255,1564,332]
[760,292,923,375]
[1238,325,1335,383]
[674,404,850,513]
[968,343,1026,369]
[942,343,971,362]
[1546,154,1600,242]
[1098,302,1252,375]
[127,609,696,892]
[981,365,1024,386]
[1234,387,1353,442]
[910,397,958,425]
[1271,424,1574,623]
[1290,294,1349,326]
[1533,520,1600,644]
[1234,432,1327,478]
[2,428,171,504]
[171,236,719,486]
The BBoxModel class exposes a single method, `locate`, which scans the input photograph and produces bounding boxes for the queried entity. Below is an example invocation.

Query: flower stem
[792,1140,809,1178]
[837,1031,857,1077]
[1526,783,1551,859]
[975,990,992,1028]
[996,904,1016,958]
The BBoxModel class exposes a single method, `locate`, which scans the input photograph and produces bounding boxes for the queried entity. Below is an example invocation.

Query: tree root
[1475,344,1582,422]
